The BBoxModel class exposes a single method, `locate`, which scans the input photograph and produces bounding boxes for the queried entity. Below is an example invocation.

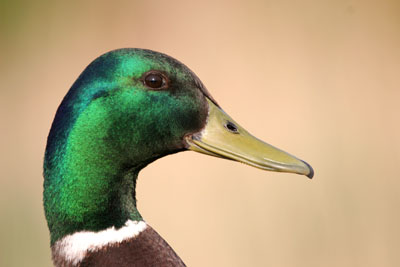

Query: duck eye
[144,72,166,89]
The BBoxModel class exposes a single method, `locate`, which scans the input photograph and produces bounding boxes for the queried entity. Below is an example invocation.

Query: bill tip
[302,160,314,179]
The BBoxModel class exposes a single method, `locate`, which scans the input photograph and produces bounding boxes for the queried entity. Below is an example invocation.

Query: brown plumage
[52,226,185,267]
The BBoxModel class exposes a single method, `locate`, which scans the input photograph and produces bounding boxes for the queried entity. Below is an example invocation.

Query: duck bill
[185,98,314,178]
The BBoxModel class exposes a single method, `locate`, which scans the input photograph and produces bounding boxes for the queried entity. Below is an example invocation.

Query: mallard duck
[43,48,313,266]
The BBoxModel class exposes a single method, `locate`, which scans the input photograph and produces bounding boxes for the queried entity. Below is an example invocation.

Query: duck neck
[44,111,150,245]
[45,143,144,245]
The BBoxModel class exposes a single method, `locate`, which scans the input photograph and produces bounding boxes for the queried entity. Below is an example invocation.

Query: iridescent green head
[44,48,313,245]
[43,49,212,243]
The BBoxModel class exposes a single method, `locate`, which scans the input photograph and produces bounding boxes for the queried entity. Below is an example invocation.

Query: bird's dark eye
[143,72,167,89]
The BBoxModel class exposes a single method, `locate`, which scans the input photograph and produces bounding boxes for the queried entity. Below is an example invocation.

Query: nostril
[225,121,239,134]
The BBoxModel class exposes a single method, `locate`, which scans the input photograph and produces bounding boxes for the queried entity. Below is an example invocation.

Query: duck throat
[44,110,147,245]
[44,144,143,245]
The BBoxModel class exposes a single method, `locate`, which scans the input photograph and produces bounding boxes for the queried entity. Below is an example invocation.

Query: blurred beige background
[1,0,399,266]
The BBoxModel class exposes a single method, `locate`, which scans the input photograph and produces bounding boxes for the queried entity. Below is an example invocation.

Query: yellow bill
[185,98,314,178]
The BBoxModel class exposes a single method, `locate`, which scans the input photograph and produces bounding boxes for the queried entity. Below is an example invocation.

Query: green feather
[43,49,208,244]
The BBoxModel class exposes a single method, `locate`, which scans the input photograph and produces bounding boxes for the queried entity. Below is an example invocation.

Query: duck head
[44,48,313,245]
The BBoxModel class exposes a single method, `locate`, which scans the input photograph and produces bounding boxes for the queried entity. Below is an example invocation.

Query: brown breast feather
[52,225,186,267]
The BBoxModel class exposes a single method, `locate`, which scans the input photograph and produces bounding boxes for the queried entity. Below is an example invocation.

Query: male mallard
[43,48,313,266]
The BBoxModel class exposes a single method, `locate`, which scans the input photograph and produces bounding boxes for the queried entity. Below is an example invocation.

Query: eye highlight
[142,71,168,90]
